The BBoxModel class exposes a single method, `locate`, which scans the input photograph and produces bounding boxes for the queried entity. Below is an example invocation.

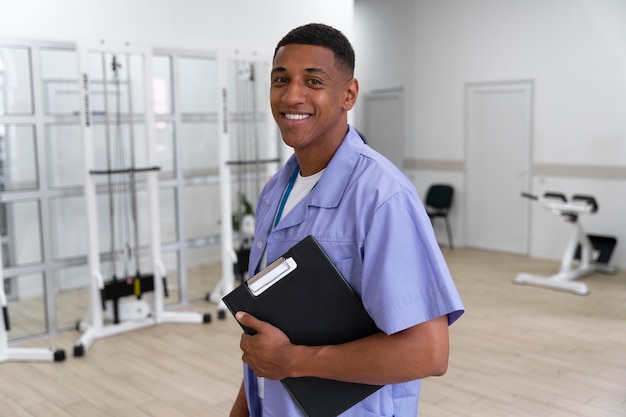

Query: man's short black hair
[274,23,355,76]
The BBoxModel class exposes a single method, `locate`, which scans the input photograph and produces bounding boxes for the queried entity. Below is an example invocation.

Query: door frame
[464,80,534,255]
[362,88,404,169]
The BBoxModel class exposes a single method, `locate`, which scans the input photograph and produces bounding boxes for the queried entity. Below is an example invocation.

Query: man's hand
[237,311,299,380]
[236,311,450,386]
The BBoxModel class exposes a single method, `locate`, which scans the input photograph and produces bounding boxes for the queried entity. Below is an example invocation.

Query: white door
[465,81,533,254]
[362,89,404,169]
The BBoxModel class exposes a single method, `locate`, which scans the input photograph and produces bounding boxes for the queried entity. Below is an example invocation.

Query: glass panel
[0,46,33,115]
[0,124,38,190]
[46,124,83,188]
[3,273,46,339]
[87,51,105,114]
[54,264,89,330]
[49,195,87,260]
[92,122,166,185]
[180,121,218,176]
[92,122,145,173]
[127,53,146,114]
[153,55,173,115]
[73,186,176,277]
[229,118,273,162]
[155,121,175,178]
[1,200,42,267]
[156,187,178,244]
[228,116,274,207]
[227,60,269,115]
[186,245,220,301]
[183,184,220,239]
[115,187,177,249]
[88,52,145,116]
[40,48,79,115]
[179,56,217,114]
[51,185,175,263]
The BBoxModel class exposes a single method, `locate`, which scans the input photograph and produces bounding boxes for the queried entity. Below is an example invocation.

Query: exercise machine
[1,247,65,363]
[74,42,210,357]
[206,56,280,320]
[514,192,617,295]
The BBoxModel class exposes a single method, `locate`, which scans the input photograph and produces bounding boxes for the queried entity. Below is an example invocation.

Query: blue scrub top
[243,126,464,417]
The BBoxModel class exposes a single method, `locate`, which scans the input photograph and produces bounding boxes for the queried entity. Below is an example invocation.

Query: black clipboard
[222,235,382,417]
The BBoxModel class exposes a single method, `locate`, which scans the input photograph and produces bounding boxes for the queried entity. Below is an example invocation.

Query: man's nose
[282,81,307,104]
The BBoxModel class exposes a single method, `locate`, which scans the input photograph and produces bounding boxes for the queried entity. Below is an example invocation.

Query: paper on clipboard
[247,256,297,296]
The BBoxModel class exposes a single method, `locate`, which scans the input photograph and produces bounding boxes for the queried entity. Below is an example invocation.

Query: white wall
[353,0,416,137]
[410,0,626,163]
[0,0,354,55]
[354,0,626,268]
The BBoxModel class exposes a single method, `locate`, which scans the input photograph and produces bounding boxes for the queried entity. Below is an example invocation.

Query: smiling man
[229,23,464,417]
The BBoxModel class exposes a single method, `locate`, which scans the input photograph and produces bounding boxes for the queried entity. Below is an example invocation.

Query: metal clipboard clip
[247,256,298,296]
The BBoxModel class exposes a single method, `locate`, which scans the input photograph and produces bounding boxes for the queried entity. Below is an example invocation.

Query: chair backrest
[425,184,454,210]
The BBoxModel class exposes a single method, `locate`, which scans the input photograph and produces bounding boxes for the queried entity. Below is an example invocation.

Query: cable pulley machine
[74,41,210,357]
[206,56,280,319]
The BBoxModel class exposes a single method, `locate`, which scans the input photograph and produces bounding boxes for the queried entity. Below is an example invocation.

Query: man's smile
[284,113,311,120]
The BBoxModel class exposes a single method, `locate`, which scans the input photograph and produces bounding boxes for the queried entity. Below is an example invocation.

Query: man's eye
[308,79,322,85]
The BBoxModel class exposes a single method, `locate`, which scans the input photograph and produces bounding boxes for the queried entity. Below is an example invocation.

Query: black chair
[425,184,454,249]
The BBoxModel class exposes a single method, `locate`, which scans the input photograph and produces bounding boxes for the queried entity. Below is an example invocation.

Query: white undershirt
[258,168,324,400]
[278,169,324,224]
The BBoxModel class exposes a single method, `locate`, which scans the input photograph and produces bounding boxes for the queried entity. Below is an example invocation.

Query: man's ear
[343,77,359,111]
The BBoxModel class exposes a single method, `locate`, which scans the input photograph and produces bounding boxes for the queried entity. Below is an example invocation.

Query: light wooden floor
[2,248,626,417]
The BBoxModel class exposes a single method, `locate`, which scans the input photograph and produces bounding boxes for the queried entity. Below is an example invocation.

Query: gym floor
[2,248,625,417]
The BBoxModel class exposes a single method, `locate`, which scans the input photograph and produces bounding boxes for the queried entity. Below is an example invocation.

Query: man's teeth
[285,114,309,120]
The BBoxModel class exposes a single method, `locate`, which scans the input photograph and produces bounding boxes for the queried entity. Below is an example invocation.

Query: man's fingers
[236,311,262,332]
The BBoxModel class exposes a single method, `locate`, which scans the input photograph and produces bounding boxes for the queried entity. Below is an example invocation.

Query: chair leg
[445,217,454,249]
